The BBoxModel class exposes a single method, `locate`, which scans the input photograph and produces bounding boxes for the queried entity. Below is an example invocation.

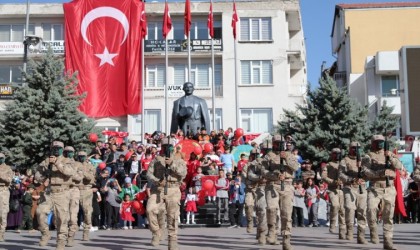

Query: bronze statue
[170,82,211,135]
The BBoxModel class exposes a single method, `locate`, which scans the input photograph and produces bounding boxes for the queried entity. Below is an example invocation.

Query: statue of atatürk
[170,82,211,135]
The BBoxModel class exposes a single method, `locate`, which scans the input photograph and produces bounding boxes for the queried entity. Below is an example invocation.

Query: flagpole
[165,36,169,134]
[187,35,191,82]
[210,0,216,131]
[141,36,145,143]
[233,0,239,128]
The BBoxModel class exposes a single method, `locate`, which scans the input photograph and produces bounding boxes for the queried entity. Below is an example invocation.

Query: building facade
[330,2,420,137]
[0,0,307,141]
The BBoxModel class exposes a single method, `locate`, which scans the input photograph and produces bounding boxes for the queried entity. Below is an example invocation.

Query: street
[1,223,419,250]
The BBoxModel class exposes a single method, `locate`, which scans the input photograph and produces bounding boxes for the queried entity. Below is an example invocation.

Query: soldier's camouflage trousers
[266,183,293,238]
[80,188,93,232]
[68,187,80,238]
[147,187,180,242]
[328,189,346,232]
[0,187,10,238]
[367,186,396,243]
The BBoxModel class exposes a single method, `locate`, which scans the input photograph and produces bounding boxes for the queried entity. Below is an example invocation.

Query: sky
[1,0,416,88]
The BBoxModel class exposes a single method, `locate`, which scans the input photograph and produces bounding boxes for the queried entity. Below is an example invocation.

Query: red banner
[64,0,142,118]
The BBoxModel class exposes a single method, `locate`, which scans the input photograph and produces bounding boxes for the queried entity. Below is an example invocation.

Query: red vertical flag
[162,1,172,38]
[140,1,147,39]
[231,1,239,40]
[207,1,214,38]
[63,0,142,117]
[184,0,191,37]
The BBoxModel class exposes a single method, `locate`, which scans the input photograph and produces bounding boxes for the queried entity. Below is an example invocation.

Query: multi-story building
[330,2,420,137]
[0,0,307,141]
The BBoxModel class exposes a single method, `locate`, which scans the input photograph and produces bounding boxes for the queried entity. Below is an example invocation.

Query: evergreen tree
[278,76,370,166]
[369,101,400,137]
[0,49,97,169]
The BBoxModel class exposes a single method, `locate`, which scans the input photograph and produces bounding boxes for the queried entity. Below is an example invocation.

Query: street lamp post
[23,0,30,74]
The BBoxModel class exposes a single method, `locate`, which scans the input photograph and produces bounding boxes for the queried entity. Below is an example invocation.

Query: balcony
[288,54,304,70]
[144,39,222,53]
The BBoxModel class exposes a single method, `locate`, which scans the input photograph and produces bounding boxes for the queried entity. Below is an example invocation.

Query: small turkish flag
[207,1,214,38]
[231,1,239,40]
[162,1,172,39]
[64,0,142,117]
[184,0,191,37]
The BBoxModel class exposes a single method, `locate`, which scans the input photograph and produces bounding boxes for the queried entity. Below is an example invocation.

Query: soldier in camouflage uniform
[146,138,187,250]
[63,146,84,247]
[0,152,14,242]
[362,135,402,250]
[263,135,299,249]
[245,149,268,245]
[77,151,96,241]
[339,142,368,243]
[322,148,346,238]
[242,149,257,234]
[35,141,74,250]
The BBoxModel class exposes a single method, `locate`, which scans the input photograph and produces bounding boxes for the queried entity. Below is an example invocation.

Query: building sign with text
[145,39,222,53]
[0,41,65,55]
[0,84,14,99]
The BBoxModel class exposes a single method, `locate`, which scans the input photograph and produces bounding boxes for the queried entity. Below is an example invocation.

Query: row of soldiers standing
[242,134,420,250]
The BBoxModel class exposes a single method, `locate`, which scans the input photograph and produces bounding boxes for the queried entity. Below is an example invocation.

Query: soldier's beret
[350,141,359,147]
[64,146,75,152]
[78,151,87,156]
[272,135,283,142]
[332,148,341,153]
[52,141,64,148]
[371,135,385,141]
[0,152,5,158]
[161,138,173,145]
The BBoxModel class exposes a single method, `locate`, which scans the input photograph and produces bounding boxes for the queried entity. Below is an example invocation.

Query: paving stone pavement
[1,223,419,250]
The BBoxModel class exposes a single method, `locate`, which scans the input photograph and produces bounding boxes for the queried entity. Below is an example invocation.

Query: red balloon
[135,191,147,201]
[202,179,214,191]
[234,128,244,138]
[89,133,98,143]
[193,146,202,156]
[98,162,106,170]
[202,143,214,154]
[132,200,141,210]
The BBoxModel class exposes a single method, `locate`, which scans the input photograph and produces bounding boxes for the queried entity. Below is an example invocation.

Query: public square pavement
[1,223,419,250]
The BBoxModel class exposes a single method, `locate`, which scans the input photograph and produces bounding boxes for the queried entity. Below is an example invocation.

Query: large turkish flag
[64,0,143,117]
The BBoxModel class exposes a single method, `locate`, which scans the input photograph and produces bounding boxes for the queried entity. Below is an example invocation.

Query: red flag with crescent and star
[184,0,191,37]
[207,1,214,38]
[64,0,142,117]
[231,1,238,40]
[162,1,172,39]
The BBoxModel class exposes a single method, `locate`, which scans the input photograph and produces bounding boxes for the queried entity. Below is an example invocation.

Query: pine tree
[0,49,97,169]
[278,76,370,166]
[369,101,400,137]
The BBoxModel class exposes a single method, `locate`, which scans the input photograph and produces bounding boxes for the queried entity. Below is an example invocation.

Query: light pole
[23,0,30,74]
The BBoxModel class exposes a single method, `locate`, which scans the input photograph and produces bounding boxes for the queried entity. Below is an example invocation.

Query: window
[241,60,272,85]
[240,108,273,133]
[381,75,399,97]
[147,22,163,40]
[173,21,185,40]
[145,110,161,133]
[146,64,165,87]
[42,24,63,40]
[240,17,272,41]
[173,63,221,88]
[191,21,209,39]
[0,24,34,42]
[209,108,223,131]
[213,21,222,39]
[131,115,142,135]
[0,66,22,84]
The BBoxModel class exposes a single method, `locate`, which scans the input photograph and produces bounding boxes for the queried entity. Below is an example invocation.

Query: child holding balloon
[185,187,198,224]
[120,194,135,229]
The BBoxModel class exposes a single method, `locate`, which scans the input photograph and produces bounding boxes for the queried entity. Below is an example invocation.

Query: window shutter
[0,25,10,42]
[157,64,165,87]
[174,64,185,85]
[241,61,251,84]
[53,24,63,40]
[240,18,249,41]
[11,25,24,42]
[261,18,271,40]
[197,64,209,87]
[215,64,222,86]
[262,61,272,84]
[251,19,259,40]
